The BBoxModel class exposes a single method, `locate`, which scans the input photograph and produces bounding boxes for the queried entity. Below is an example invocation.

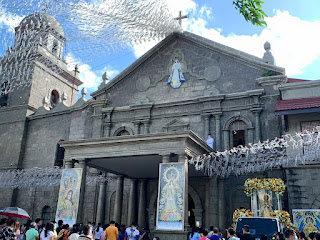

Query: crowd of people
[187,225,320,240]
[0,218,159,240]
[1,218,320,240]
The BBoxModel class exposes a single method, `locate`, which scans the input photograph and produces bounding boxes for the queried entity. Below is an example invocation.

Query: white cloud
[66,54,119,91]
[185,10,320,76]
[132,2,320,78]
[0,7,23,32]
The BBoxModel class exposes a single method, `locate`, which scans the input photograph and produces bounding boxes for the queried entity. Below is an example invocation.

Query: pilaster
[214,113,222,151]
[178,153,189,230]
[77,158,87,223]
[138,179,147,227]
[96,180,106,224]
[127,179,137,226]
[113,175,124,223]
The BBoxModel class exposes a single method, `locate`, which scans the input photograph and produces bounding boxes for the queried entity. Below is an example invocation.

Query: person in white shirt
[40,223,54,240]
[206,134,214,149]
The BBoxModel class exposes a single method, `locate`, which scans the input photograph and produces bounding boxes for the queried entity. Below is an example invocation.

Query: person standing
[40,223,54,240]
[209,228,221,240]
[78,225,92,240]
[125,223,140,240]
[94,224,102,240]
[206,134,214,149]
[0,218,16,240]
[68,224,79,240]
[284,229,296,240]
[56,221,64,240]
[199,230,210,240]
[35,219,42,233]
[105,221,118,240]
[26,222,39,240]
[240,225,254,240]
[189,227,201,240]
[227,228,239,240]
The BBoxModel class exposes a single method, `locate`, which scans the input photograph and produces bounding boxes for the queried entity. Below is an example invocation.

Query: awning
[275,97,320,115]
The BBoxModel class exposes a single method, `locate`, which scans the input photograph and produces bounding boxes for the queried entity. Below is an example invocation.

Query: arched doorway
[188,194,196,228]
[41,206,51,224]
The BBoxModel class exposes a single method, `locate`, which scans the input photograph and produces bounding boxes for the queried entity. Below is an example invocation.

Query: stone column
[223,130,229,151]
[138,179,147,227]
[142,120,150,134]
[77,159,87,223]
[214,114,222,151]
[252,109,262,142]
[133,122,140,135]
[203,115,210,139]
[104,123,112,137]
[217,179,225,230]
[64,159,74,169]
[96,181,106,224]
[113,175,124,223]
[178,153,189,230]
[127,179,137,226]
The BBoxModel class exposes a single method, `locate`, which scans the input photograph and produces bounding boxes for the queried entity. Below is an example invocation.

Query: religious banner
[156,162,185,231]
[292,209,320,237]
[55,168,82,226]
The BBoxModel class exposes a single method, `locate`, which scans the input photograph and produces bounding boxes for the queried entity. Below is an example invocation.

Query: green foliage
[261,70,279,77]
[233,0,267,26]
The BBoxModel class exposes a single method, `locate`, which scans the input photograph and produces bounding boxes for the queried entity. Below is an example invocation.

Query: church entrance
[188,194,195,228]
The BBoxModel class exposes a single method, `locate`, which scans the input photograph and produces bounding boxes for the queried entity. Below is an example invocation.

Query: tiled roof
[275,97,320,112]
[286,78,310,83]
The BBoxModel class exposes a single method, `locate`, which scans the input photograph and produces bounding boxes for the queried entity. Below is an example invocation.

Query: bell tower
[0,13,82,110]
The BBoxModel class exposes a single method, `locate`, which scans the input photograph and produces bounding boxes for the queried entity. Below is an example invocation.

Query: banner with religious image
[292,209,320,237]
[55,168,82,226]
[156,162,185,231]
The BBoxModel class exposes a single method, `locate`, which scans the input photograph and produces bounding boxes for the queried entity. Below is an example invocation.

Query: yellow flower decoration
[244,178,286,196]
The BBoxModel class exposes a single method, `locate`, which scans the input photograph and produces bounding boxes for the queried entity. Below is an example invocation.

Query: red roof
[275,97,320,112]
[287,78,310,83]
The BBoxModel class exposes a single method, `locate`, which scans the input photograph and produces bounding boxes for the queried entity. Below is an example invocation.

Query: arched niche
[222,115,254,150]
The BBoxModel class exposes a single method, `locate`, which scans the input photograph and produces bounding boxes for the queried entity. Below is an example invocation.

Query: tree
[233,0,267,26]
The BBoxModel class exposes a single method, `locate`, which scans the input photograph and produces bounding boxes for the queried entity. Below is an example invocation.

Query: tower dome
[16,13,64,38]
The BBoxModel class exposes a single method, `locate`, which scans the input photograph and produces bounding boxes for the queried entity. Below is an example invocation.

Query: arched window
[41,206,51,224]
[117,130,130,136]
[50,90,59,109]
[55,141,65,167]
[52,40,58,55]
[229,120,248,148]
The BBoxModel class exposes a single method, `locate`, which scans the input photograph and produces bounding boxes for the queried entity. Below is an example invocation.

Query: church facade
[1,13,320,238]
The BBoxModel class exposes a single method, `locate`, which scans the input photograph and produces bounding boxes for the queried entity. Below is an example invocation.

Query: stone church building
[1,13,320,238]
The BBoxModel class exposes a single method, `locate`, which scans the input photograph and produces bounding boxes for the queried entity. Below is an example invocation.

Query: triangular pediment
[92,31,284,99]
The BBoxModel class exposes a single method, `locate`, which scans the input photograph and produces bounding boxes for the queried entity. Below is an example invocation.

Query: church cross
[174,11,188,26]
[42,3,50,14]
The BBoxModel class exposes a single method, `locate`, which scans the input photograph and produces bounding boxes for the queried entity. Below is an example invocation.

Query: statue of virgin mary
[167,59,185,88]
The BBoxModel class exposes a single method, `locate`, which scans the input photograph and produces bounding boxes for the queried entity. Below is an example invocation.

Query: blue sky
[1,0,320,98]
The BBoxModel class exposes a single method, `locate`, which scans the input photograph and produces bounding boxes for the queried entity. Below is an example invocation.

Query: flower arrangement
[244,178,286,196]
[232,209,253,222]
[274,210,295,229]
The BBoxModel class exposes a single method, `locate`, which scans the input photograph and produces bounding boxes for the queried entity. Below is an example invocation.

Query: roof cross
[42,3,50,14]
[174,11,188,26]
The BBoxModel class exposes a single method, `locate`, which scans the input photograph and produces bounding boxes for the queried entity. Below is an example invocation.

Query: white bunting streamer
[0,0,181,95]
[0,167,116,189]
[189,127,320,178]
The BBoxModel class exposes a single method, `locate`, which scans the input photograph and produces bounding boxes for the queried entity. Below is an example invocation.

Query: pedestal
[153,231,188,240]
